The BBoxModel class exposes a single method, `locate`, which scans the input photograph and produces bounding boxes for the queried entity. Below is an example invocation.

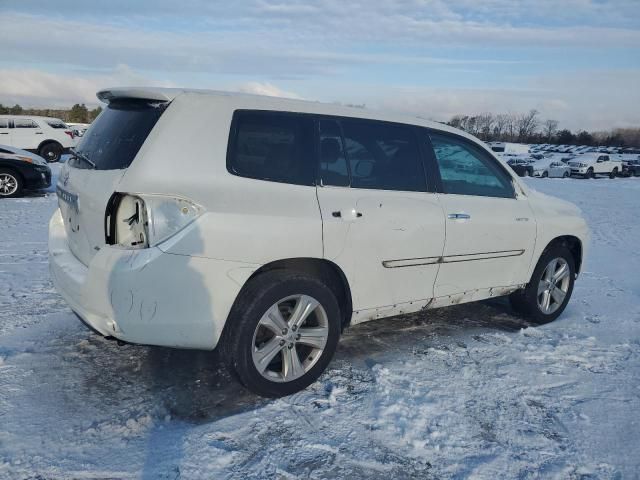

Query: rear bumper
[48,209,252,350]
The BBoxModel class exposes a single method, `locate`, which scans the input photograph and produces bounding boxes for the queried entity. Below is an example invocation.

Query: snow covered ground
[1,165,639,479]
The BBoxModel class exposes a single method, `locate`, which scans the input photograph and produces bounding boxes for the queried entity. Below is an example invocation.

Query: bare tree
[516,109,539,142]
[543,119,559,142]
[493,113,510,140]
[505,113,518,142]
[476,113,495,140]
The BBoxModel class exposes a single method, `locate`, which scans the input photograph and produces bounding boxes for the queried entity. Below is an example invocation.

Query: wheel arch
[37,139,63,153]
[542,235,583,276]
[245,257,353,329]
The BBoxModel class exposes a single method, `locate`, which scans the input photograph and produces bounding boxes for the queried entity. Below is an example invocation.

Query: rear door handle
[332,209,362,221]
[447,213,471,220]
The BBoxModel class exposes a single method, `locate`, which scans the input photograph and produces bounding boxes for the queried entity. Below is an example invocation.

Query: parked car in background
[0,115,75,162]
[0,144,51,197]
[490,142,530,155]
[49,87,590,397]
[506,158,534,177]
[532,159,572,178]
[569,153,620,178]
[67,122,91,138]
[621,158,640,177]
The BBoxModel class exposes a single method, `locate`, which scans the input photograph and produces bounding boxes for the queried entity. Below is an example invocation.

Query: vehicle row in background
[0,144,51,197]
[0,115,77,162]
[491,142,640,179]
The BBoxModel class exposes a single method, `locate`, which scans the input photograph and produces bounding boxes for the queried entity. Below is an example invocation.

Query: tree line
[0,103,102,124]
[448,110,640,147]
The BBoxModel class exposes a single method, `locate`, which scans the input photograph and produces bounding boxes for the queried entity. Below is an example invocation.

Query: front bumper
[48,209,251,350]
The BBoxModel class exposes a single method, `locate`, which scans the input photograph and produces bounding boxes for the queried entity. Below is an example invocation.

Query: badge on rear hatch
[56,186,79,213]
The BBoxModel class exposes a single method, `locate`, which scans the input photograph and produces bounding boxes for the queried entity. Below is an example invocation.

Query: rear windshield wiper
[70,148,96,169]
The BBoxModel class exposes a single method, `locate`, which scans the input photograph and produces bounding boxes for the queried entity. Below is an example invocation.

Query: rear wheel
[224,270,341,397]
[609,168,618,179]
[0,169,23,198]
[542,170,549,178]
[39,142,63,163]
[510,245,575,324]
[563,171,569,178]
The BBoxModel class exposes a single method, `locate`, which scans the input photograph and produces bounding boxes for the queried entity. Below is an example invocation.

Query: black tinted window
[228,111,315,186]
[318,119,349,187]
[341,120,425,192]
[429,133,515,198]
[71,100,166,170]
[0,119,8,128]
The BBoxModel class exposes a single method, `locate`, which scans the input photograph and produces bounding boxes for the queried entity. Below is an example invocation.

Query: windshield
[70,99,167,170]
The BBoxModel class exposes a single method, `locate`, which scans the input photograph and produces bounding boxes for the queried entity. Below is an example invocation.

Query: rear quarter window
[46,120,68,129]
[227,110,315,186]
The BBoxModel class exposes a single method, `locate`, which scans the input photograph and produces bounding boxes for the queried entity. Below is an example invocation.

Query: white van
[49,88,589,396]
[0,115,76,162]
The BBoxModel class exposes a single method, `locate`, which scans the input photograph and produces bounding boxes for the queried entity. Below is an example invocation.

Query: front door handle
[447,213,471,220]
[332,209,362,221]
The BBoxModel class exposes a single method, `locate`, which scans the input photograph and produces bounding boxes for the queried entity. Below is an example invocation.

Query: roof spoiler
[96,88,178,104]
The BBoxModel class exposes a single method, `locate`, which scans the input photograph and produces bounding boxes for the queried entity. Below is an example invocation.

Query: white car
[568,153,620,178]
[0,115,76,162]
[49,87,590,397]
[532,159,572,178]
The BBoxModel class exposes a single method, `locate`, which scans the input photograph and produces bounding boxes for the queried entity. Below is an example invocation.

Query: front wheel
[563,171,569,178]
[586,168,594,179]
[224,271,341,397]
[542,170,549,178]
[0,169,23,198]
[510,245,575,324]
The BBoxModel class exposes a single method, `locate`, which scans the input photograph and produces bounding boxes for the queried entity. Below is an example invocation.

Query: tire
[563,171,569,178]
[542,171,549,178]
[586,168,594,179]
[509,244,575,324]
[523,170,529,177]
[38,142,63,163]
[609,168,618,179]
[223,270,341,397]
[0,169,23,198]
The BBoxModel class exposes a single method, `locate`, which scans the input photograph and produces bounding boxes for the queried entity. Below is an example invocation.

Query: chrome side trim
[382,249,525,268]
[442,249,524,263]
[382,256,442,268]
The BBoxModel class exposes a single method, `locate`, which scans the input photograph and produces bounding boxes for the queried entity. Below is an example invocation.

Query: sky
[0,0,639,131]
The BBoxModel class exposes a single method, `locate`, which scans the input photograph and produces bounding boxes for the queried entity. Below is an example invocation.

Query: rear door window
[340,119,426,192]
[70,99,167,170]
[14,118,38,128]
[227,111,315,186]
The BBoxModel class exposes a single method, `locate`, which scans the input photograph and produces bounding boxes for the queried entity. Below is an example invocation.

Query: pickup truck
[568,153,620,179]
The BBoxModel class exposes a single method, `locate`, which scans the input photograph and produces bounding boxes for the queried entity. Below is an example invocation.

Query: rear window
[46,120,68,129]
[70,99,167,170]
[227,111,315,186]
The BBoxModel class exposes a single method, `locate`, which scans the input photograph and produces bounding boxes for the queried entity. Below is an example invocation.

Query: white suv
[0,115,76,162]
[569,153,620,178]
[49,88,590,397]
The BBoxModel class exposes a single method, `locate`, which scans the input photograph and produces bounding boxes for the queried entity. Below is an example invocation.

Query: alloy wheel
[251,294,329,383]
[0,173,18,196]
[537,257,571,315]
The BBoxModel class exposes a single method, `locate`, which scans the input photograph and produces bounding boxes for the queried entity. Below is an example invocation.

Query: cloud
[363,69,640,131]
[0,65,174,107]
[236,82,302,99]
